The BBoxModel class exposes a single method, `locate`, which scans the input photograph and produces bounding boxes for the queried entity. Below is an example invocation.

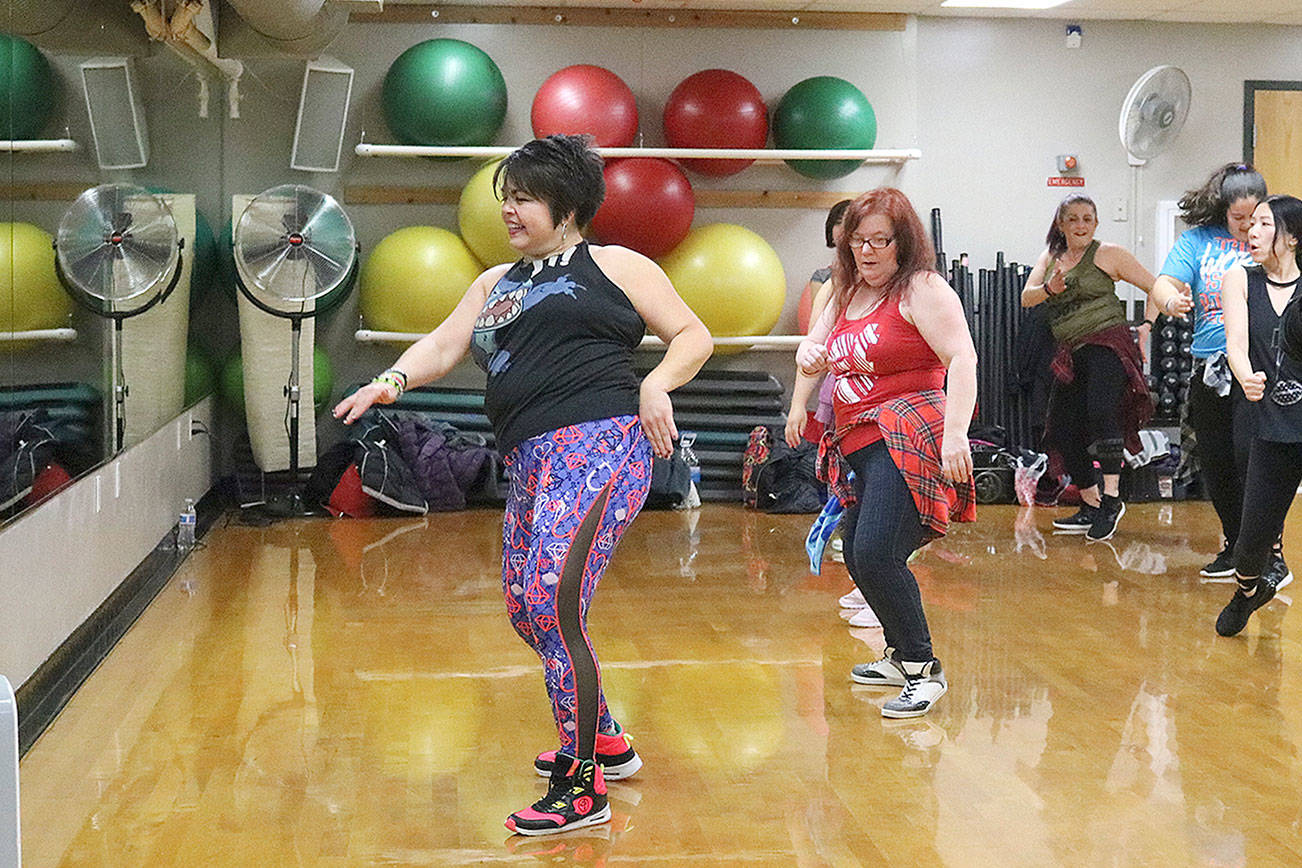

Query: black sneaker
[506,754,611,836]
[1215,579,1277,637]
[1200,545,1236,578]
[1086,495,1125,542]
[1052,504,1098,533]
[1264,554,1294,593]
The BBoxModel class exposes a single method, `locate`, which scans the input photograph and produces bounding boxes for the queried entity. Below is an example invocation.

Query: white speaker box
[80,57,149,169]
[291,57,354,173]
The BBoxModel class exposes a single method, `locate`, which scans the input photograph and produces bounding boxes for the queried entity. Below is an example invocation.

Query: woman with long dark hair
[796,187,977,718]
[1216,194,1302,635]
[334,135,713,834]
[1022,194,1189,541]
[1148,164,1273,580]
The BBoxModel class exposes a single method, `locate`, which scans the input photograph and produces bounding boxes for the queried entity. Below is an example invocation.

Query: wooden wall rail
[349,5,906,31]
[343,185,861,209]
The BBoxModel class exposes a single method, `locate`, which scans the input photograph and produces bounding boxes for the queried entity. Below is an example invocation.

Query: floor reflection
[18,502,1302,866]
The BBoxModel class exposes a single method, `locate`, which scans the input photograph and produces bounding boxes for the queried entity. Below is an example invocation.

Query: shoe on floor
[1216,578,1277,637]
[1201,545,1236,578]
[508,754,611,836]
[839,588,868,609]
[882,659,947,718]
[535,728,641,780]
[1052,504,1098,533]
[1086,496,1125,542]
[847,606,881,628]
[1264,554,1293,593]
[850,647,907,687]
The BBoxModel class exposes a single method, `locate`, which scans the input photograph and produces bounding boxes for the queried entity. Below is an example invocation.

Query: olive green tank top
[1043,240,1127,345]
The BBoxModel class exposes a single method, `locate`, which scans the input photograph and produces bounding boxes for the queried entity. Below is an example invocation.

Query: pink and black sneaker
[506,753,611,836]
[534,729,642,780]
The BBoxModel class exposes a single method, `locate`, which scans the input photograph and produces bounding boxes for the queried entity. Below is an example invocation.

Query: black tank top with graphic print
[1245,265,1302,443]
[471,241,646,454]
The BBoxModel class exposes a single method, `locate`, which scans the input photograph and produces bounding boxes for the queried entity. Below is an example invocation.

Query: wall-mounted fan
[54,184,185,452]
[1118,65,1191,307]
[232,184,357,513]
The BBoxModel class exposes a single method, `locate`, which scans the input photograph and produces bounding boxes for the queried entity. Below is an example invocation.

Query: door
[1246,81,1302,195]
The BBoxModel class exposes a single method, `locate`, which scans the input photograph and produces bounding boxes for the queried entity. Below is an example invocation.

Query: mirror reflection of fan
[1118,65,1191,305]
[54,184,185,452]
[232,184,357,513]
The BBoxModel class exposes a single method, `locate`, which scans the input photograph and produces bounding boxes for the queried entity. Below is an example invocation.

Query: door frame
[1243,80,1302,163]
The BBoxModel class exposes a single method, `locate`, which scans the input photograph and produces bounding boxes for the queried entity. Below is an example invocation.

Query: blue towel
[805,474,852,573]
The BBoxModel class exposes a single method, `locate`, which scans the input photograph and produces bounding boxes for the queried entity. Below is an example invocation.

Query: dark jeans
[1186,366,1252,550]
[1046,344,1128,485]
[1233,438,1302,578]
[841,440,933,662]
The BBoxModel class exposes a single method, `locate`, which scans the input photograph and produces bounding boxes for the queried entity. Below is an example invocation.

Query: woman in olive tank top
[1022,194,1191,541]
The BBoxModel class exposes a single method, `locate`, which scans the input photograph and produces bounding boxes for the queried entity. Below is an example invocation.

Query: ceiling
[365,0,1302,26]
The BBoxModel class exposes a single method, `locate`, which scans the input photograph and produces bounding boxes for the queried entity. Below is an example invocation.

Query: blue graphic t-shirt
[1159,224,1253,358]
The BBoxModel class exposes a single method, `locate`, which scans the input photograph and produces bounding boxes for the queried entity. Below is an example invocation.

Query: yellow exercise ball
[359,226,483,333]
[1,222,71,338]
[458,159,518,267]
[659,223,785,338]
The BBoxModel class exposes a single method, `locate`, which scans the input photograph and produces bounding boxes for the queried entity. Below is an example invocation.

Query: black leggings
[1233,439,1302,578]
[841,441,933,662]
[1186,368,1252,549]
[1046,344,1128,486]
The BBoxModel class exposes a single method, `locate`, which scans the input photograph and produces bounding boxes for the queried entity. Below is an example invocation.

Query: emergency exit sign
[1048,177,1086,187]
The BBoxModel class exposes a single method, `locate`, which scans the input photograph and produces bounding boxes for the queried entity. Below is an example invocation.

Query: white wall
[0,398,214,688]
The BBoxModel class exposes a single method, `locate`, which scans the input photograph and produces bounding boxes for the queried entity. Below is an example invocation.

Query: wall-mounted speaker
[80,58,149,169]
[291,57,353,173]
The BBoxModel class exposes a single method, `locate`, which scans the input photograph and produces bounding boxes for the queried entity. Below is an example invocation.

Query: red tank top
[827,295,946,454]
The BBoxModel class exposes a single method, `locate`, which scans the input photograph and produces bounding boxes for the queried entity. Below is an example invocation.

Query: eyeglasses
[1270,326,1302,406]
[848,236,895,250]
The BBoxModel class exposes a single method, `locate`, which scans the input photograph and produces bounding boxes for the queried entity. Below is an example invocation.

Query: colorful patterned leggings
[501,415,651,759]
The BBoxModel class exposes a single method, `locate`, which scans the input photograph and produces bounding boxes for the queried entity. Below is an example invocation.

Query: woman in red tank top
[791,188,977,719]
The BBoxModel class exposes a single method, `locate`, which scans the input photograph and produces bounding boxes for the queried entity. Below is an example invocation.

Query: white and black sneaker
[1200,545,1236,578]
[850,647,906,686]
[1086,495,1126,542]
[881,659,947,719]
[1052,504,1098,533]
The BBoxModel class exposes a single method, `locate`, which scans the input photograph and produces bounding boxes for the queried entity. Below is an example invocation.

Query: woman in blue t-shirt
[1148,163,1273,580]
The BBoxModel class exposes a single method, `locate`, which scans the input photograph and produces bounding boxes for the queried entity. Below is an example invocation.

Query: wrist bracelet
[371,368,408,396]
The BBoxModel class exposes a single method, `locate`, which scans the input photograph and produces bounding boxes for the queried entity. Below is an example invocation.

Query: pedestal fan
[54,184,184,453]
[231,184,357,513]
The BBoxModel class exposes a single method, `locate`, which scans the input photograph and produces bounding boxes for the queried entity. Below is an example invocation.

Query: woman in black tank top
[333,136,713,835]
[1217,195,1302,636]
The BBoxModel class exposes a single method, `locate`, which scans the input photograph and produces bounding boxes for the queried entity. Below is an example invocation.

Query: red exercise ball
[590,158,694,259]
[532,65,639,147]
[663,69,768,177]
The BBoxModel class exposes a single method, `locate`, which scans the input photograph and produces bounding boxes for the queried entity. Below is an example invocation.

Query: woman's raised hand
[332,382,398,425]
[797,340,829,376]
[1241,371,1268,402]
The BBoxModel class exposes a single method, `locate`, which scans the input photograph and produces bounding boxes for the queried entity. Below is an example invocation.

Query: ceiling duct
[218,0,349,58]
[6,0,151,54]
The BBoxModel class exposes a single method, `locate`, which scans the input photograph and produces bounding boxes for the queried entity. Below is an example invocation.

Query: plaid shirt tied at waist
[815,389,977,542]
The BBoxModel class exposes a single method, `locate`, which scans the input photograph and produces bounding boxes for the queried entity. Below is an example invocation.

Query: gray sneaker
[850,647,906,687]
[1264,554,1293,593]
[881,659,947,719]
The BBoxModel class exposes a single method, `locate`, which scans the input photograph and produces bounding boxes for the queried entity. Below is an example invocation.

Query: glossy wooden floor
[18,502,1302,866]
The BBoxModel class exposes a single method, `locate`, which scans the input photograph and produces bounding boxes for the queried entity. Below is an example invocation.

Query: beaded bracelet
[371,368,408,396]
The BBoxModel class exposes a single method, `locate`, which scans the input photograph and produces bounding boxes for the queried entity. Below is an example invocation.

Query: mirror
[1,0,223,523]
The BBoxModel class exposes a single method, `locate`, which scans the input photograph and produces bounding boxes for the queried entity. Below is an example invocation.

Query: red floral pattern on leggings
[501,414,651,752]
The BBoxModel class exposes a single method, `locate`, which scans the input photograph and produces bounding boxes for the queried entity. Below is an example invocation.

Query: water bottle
[678,432,701,509]
[680,432,701,488]
[178,498,197,550]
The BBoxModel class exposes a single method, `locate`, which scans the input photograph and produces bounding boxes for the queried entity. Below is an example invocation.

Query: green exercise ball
[772,77,877,180]
[220,346,334,416]
[0,34,56,140]
[382,39,508,147]
[184,345,217,405]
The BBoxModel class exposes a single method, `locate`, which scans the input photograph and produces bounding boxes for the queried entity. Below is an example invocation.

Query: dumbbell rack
[1147,313,1195,425]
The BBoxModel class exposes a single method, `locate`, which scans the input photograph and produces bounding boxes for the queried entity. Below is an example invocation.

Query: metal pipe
[0,139,79,153]
[354,329,805,350]
[354,143,922,163]
[0,327,79,342]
